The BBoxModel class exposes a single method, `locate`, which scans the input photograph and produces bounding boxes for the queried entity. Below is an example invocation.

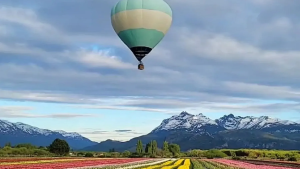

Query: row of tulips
[96,159,171,169]
[191,159,292,169]
[209,159,295,169]
[191,159,241,169]
[139,160,174,169]
[0,157,77,163]
[161,159,184,169]
[0,158,89,165]
[177,159,191,169]
[0,158,147,169]
[200,160,242,169]
[3,158,296,169]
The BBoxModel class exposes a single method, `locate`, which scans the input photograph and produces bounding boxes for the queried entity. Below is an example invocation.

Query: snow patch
[0,120,82,138]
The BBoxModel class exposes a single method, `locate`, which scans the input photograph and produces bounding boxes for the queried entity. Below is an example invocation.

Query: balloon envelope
[111,0,172,61]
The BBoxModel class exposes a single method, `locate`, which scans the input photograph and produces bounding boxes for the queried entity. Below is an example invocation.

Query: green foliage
[129,152,142,158]
[162,141,169,157]
[204,149,227,159]
[122,150,131,157]
[0,144,52,157]
[248,152,258,158]
[144,140,158,157]
[15,143,37,149]
[275,152,285,160]
[219,148,300,161]
[84,152,94,157]
[49,138,70,156]
[168,143,180,156]
[191,159,205,169]
[288,156,298,161]
[145,142,152,155]
[135,140,143,155]
[151,140,157,156]
[110,152,120,158]
[187,149,203,157]
[77,152,85,156]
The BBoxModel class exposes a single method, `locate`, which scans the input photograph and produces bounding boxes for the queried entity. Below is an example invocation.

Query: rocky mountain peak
[151,111,217,133]
[152,111,300,133]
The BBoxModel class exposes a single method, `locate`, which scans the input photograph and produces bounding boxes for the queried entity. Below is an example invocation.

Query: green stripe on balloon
[117,29,165,48]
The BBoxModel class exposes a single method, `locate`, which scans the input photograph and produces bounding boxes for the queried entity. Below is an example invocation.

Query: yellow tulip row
[141,160,173,169]
[0,158,89,165]
[161,159,184,169]
[177,159,191,169]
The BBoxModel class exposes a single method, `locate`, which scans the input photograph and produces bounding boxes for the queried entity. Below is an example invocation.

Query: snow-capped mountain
[216,114,298,130]
[54,130,82,138]
[84,111,300,151]
[152,111,218,132]
[0,120,53,136]
[151,111,300,133]
[0,119,97,149]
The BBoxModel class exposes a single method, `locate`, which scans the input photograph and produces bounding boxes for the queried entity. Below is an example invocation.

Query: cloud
[197,102,300,114]
[74,129,143,142]
[78,130,108,135]
[0,106,98,118]
[115,130,132,133]
[0,0,300,117]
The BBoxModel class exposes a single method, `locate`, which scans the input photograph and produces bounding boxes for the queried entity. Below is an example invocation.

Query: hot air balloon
[111,0,173,70]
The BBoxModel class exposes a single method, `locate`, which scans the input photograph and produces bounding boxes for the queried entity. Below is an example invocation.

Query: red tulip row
[0,158,146,169]
[0,157,75,163]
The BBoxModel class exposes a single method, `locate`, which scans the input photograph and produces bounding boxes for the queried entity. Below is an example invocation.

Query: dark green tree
[168,143,180,156]
[136,140,143,154]
[122,150,131,157]
[145,143,149,153]
[145,142,153,154]
[49,138,70,156]
[15,143,36,149]
[85,152,94,157]
[151,140,157,156]
[109,148,116,152]
[162,141,169,157]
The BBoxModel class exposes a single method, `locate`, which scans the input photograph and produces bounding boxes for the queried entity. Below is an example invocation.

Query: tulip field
[0,157,299,169]
[191,159,299,169]
[0,158,153,169]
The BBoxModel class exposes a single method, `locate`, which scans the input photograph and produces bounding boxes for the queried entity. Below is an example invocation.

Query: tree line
[186,149,300,161]
[134,140,180,157]
[1,139,299,161]
[0,138,70,156]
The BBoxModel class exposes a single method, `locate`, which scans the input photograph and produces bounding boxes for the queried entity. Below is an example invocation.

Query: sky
[0,0,300,142]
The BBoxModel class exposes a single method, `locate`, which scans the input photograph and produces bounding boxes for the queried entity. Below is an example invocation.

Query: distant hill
[0,120,97,149]
[83,111,300,151]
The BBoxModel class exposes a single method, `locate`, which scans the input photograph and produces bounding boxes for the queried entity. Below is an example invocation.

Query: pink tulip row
[0,157,75,163]
[0,158,147,169]
[207,159,294,169]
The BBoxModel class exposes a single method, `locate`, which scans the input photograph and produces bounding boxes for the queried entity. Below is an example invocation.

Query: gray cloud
[0,0,300,115]
[78,130,108,135]
[0,106,98,118]
[115,130,132,133]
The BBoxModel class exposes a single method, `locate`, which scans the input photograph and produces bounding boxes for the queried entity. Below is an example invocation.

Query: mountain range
[0,120,97,149]
[1,111,300,151]
[83,111,300,151]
